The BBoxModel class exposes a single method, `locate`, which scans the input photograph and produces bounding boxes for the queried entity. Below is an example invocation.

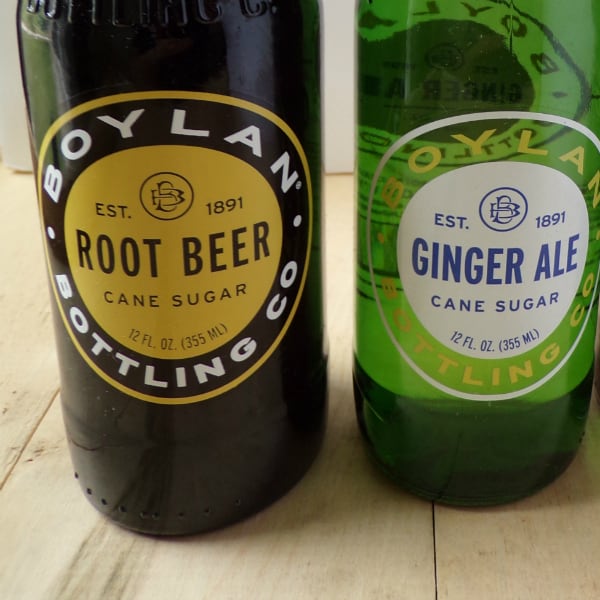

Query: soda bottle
[18,0,327,534]
[355,0,600,505]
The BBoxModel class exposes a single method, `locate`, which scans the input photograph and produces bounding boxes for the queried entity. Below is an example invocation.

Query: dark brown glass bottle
[18,0,326,535]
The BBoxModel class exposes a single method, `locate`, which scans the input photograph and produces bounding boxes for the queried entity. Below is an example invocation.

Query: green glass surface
[355,0,600,505]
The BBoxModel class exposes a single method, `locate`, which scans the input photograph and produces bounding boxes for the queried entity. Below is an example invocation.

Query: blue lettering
[412,237,429,275]
[505,248,524,284]
[442,244,462,282]
[534,235,579,281]
[486,248,503,285]
[411,239,525,284]
[534,244,552,281]
[465,247,484,284]
[567,234,579,273]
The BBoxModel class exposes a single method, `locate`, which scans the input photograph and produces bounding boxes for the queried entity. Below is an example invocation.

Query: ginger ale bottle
[355,0,600,504]
[18,0,326,534]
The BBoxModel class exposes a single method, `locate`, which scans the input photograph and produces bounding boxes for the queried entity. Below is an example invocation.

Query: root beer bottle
[18,0,326,534]
[355,0,600,505]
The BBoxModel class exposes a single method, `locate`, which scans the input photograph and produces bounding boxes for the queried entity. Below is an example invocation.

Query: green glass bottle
[18,0,326,535]
[355,0,600,505]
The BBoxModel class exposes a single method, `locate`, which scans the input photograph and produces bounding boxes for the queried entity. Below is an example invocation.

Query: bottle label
[38,91,312,404]
[365,112,600,400]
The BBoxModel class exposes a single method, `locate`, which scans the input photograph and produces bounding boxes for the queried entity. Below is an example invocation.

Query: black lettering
[253,222,270,260]
[532,53,559,75]
[423,79,441,100]
[121,238,140,276]
[385,77,406,98]
[508,83,523,103]
[209,232,227,272]
[443,80,460,100]
[481,82,497,102]
[143,239,161,278]
[97,235,115,274]
[77,229,93,269]
[413,1,440,16]
[501,15,527,37]
[232,227,249,267]
[462,81,478,100]
[182,237,203,275]
[461,3,493,18]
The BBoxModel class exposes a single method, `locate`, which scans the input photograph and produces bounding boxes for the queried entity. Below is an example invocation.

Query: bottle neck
[25,0,273,25]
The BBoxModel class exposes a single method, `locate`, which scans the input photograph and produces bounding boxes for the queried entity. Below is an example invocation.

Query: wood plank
[0,394,435,600]
[435,399,600,600]
[0,174,436,600]
[0,164,58,485]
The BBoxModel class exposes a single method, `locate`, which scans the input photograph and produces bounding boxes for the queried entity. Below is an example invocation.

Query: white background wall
[322,0,355,173]
[0,1,31,171]
[1,1,355,174]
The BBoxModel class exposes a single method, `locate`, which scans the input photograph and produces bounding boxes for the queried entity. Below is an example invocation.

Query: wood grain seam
[0,388,60,491]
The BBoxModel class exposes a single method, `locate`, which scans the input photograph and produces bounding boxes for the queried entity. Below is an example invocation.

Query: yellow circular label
[65,146,283,360]
[37,92,312,404]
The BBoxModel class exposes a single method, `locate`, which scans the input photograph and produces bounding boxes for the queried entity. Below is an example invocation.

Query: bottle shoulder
[19,0,321,140]
[357,5,598,132]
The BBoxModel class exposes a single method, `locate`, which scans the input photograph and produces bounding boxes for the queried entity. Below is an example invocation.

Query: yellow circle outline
[38,91,314,404]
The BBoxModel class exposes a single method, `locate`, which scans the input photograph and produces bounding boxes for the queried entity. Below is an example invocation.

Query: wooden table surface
[2,161,600,600]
